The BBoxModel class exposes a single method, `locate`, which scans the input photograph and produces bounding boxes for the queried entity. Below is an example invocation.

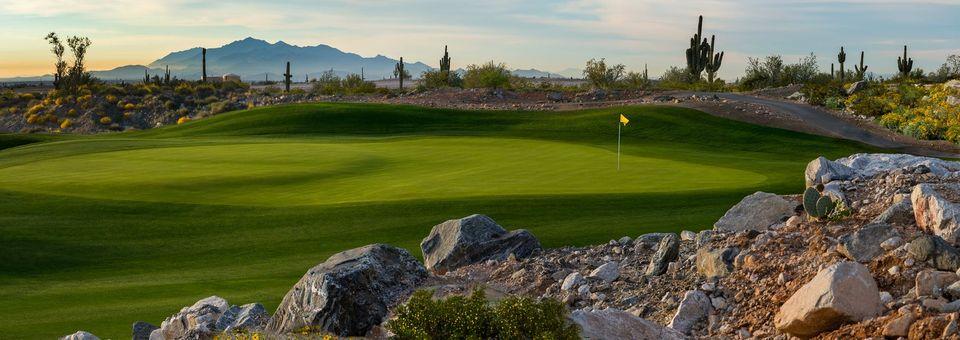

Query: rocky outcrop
[837,153,960,178]
[912,183,960,244]
[774,262,882,337]
[132,321,158,340]
[873,197,914,225]
[60,331,99,340]
[714,192,794,232]
[645,233,679,276]
[837,223,898,262]
[846,81,868,95]
[156,296,230,340]
[569,308,684,340]
[267,244,427,336]
[806,156,855,186]
[420,214,541,272]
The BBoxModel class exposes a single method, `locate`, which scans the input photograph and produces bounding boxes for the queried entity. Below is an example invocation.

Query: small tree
[583,58,625,89]
[66,36,92,86]
[44,32,67,89]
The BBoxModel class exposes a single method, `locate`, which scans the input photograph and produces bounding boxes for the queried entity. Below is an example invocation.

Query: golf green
[0,103,874,338]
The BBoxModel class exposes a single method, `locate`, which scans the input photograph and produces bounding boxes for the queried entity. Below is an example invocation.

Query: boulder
[696,247,738,278]
[645,233,679,276]
[787,91,805,101]
[837,223,898,262]
[132,321,158,340]
[805,156,855,187]
[912,183,960,244]
[157,295,230,340]
[882,310,916,338]
[714,192,794,232]
[569,308,684,340]
[60,331,99,340]
[916,269,960,297]
[873,197,915,225]
[680,230,696,241]
[846,81,869,95]
[589,262,620,283]
[635,232,671,249]
[267,244,427,336]
[561,272,585,291]
[837,153,960,178]
[420,214,541,272]
[774,261,882,338]
[216,303,269,333]
[667,290,711,334]
[907,234,960,271]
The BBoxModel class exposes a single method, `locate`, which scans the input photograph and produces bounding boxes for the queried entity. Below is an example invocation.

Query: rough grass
[0,103,874,338]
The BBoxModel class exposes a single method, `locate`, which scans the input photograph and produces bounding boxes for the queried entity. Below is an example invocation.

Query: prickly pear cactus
[816,196,835,217]
[803,187,820,216]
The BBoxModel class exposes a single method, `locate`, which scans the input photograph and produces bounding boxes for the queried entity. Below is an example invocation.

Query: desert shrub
[26,114,39,124]
[341,74,377,94]
[177,116,191,124]
[60,118,73,129]
[209,101,232,114]
[174,83,194,96]
[123,103,136,111]
[463,62,511,89]
[387,289,578,340]
[657,66,695,89]
[844,83,895,117]
[622,71,650,90]
[99,116,112,125]
[312,70,343,95]
[194,84,216,98]
[801,77,844,107]
[583,58,625,89]
[420,70,462,89]
[738,54,820,91]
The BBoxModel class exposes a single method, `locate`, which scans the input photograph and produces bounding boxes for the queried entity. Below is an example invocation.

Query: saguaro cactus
[854,51,868,80]
[685,15,723,81]
[898,45,914,78]
[394,57,406,90]
[201,48,207,82]
[164,65,171,84]
[831,63,835,78]
[440,45,451,72]
[283,61,292,92]
[837,47,846,82]
[144,69,150,84]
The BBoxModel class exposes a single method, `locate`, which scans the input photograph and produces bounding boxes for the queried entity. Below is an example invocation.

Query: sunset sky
[0,0,958,78]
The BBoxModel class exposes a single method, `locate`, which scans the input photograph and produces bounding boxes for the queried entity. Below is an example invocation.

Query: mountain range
[0,38,582,82]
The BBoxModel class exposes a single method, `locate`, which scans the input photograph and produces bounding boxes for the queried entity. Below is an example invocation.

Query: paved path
[690,92,960,158]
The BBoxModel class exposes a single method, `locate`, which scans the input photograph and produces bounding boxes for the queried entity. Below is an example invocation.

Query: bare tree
[44,32,67,88]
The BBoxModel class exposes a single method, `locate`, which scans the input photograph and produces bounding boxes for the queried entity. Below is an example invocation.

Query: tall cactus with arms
[854,51,868,80]
[685,15,723,81]
[283,61,292,92]
[394,57,406,90]
[898,45,914,78]
[837,47,846,82]
[440,46,451,72]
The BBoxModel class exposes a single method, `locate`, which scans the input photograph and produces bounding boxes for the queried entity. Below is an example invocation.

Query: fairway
[0,103,875,338]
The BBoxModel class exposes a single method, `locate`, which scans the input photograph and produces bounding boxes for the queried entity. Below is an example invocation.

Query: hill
[0,103,875,338]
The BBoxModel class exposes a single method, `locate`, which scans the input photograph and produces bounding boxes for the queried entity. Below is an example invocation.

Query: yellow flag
[619,114,629,126]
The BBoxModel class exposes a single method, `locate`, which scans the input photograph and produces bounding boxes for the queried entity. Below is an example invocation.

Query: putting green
[0,137,763,206]
[0,103,878,339]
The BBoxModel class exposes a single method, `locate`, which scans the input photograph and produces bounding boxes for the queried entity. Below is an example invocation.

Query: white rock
[774,261,882,338]
[680,230,696,241]
[569,308,685,340]
[60,331,99,340]
[880,291,894,305]
[881,236,904,251]
[561,272,585,291]
[711,296,727,310]
[912,183,960,244]
[589,262,620,283]
[838,153,960,178]
[805,156,855,186]
[668,290,711,334]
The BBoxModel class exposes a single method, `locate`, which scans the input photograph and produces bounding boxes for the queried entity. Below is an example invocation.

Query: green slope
[0,103,874,338]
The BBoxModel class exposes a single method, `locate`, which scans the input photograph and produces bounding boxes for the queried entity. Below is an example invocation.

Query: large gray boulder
[837,223,898,263]
[805,156,855,186]
[267,244,427,336]
[60,331,99,340]
[696,247,738,278]
[645,233,679,276]
[846,81,869,95]
[913,183,960,244]
[569,308,684,340]
[873,197,915,225]
[714,192,794,232]
[216,303,269,333]
[156,295,230,340]
[907,234,960,271]
[774,261,882,338]
[837,153,960,178]
[420,214,541,272]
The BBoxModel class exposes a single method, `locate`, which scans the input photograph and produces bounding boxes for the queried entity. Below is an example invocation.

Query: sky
[0,0,958,79]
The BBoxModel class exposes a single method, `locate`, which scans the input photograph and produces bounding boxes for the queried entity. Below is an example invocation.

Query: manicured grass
[0,103,874,338]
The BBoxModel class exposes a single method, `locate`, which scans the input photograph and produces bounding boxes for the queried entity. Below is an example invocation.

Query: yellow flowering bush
[879,83,960,142]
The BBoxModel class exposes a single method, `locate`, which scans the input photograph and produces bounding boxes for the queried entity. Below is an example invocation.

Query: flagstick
[617,122,621,171]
